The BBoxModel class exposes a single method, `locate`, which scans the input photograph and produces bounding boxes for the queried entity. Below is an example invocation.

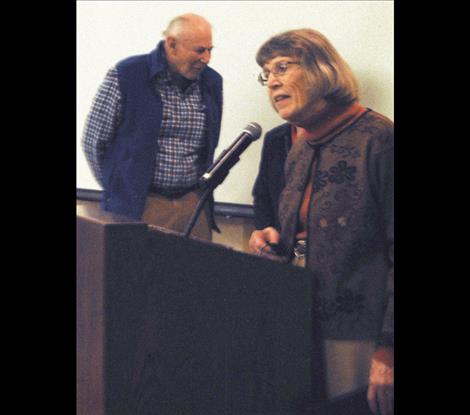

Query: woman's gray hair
[256,28,359,104]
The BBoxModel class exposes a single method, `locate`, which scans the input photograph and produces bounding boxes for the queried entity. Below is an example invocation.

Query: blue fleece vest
[101,42,223,220]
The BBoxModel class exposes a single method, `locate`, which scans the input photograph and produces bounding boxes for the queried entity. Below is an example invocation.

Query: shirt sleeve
[81,67,122,187]
[379,148,394,347]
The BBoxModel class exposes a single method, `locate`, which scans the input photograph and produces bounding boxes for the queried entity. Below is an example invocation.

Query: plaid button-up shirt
[82,67,208,190]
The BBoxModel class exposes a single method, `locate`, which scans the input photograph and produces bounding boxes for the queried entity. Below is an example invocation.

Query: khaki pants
[141,190,212,241]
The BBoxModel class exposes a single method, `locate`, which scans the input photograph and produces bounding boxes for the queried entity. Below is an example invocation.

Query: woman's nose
[267,72,281,88]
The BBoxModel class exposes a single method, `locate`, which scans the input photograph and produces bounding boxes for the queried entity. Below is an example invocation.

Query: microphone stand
[183,169,230,238]
[183,186,212,238]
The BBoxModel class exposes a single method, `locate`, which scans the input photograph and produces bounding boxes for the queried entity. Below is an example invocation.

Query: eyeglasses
[258,61,301,86]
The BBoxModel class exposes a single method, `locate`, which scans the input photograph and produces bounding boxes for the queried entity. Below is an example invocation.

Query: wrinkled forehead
[179,22,212,42]
[180,35,212,51]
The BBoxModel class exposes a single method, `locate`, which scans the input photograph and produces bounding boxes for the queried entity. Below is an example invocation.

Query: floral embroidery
[319,218,328,228]
[330,144,361,159]
[346,120,380,136]
[336,289,365,314]
[313,162,357,194]
[317,289,365,321]
[313,170,329,193]
[328,160,357,184]
[334,184,363,204]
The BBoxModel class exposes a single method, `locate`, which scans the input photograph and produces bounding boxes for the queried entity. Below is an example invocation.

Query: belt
[293,239,307,258]
[150,184,197,199]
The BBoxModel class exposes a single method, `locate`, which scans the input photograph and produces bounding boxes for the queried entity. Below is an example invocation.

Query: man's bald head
[163,13,213,80]
[163,13,212,41]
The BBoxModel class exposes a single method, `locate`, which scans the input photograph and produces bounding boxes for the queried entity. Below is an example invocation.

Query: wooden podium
[77,204,326,415]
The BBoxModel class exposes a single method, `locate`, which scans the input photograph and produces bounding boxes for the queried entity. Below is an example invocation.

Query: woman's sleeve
[371,126,394,347]
[252,135,277,230]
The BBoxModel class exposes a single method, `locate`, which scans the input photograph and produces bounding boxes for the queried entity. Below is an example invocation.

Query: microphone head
[244,122,262,140]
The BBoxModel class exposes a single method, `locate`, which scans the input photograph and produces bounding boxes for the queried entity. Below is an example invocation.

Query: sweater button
[319,218,328,228]
[337,216,347,226]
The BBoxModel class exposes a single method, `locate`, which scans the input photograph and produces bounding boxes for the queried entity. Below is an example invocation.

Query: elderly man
[82,13,223,240]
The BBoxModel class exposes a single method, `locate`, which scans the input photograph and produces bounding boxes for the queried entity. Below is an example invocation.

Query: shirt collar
[156,69,199,94]
[149,40,169,79]
[150,40,201,93]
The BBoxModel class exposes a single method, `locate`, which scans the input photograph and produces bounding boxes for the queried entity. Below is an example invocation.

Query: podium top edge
[76,203,147,226]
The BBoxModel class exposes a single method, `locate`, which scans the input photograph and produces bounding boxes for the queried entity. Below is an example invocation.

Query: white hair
[163,13,211,39]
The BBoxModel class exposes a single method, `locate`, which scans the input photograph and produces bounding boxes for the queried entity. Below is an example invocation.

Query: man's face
[166,28,213,80]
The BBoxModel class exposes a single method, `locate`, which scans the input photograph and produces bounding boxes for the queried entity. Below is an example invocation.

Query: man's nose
[200,49,211,64]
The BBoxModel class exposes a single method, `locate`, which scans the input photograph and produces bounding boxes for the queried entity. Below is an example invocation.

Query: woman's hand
[248,227,280,256]
[367,347,394,415]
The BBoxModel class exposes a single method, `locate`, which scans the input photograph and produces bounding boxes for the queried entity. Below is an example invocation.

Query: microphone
[199,122,262,189]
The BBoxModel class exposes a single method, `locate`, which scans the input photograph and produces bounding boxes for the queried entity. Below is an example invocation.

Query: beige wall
[77,1,393,206]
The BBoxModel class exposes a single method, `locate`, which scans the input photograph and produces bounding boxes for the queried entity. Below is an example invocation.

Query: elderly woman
[249,29,394,415]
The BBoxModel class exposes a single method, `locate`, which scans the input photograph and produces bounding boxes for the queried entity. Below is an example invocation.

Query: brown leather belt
[150,184,197,199]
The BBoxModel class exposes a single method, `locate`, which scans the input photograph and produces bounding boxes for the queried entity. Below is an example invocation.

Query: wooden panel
[126,230,325,414]
[77,200,256,253]
[76,206,148,415]
[76,214,105,415]
[77,204,325,414]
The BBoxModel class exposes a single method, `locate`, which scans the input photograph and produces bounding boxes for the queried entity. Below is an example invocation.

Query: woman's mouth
[273,95,290,106]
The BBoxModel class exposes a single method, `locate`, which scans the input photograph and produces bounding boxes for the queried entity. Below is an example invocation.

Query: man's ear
[165,36,177,53]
